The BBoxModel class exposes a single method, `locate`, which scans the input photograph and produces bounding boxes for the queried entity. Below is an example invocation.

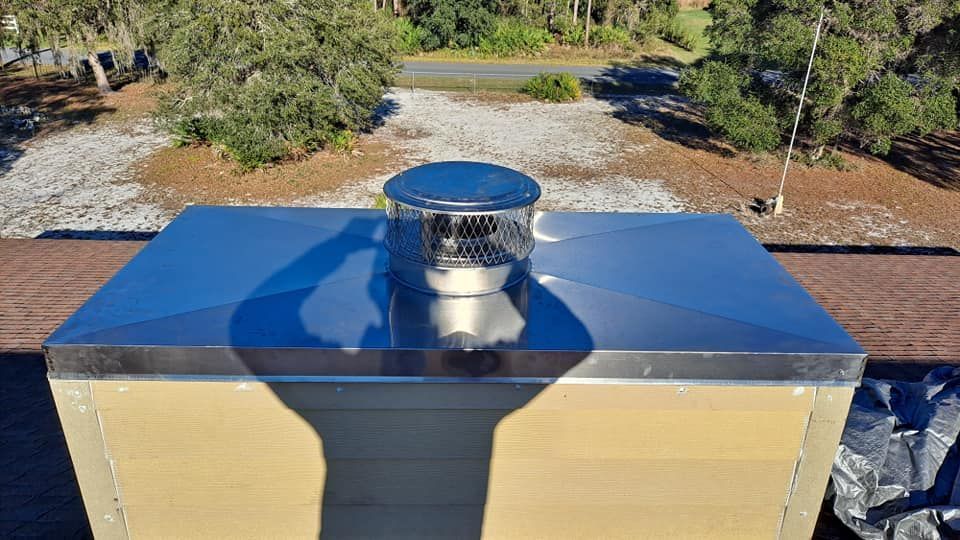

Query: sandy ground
[0,121,171,238]
[293,90,685,213]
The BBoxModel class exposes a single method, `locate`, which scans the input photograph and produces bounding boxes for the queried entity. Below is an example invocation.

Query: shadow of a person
[228,214,593,539]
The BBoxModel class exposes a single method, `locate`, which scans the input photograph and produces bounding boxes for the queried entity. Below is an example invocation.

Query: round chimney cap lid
[383,161,541,213]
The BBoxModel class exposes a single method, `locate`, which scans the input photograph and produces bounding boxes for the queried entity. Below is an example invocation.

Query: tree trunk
[393,0,401,16]
[584,0,592,46]
[602,0,615,25]
[572,0,579,24]
[30,48,39,79]
[87,50,113,93]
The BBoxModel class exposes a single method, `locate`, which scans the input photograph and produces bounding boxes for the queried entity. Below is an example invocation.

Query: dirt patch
[0,73,157,136]
[375,90,686,212]
[136,140,406,210]
[605,95,960,248]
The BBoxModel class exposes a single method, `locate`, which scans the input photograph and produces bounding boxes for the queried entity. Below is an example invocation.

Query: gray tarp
[832,367,960,539]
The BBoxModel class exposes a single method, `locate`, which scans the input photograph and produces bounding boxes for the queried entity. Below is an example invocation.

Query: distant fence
[396,71,531,93]
[1,48,159,81]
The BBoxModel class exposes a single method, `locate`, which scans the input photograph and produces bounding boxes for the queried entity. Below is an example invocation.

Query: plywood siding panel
[780,386,855,539]
[49,380,128,540]
[86,380,822,539]
[98,408,810,461]
[123,503,786,540]
[111,457,798,507]
[90,380,816,412]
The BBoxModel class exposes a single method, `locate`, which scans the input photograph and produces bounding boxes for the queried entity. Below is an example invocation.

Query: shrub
[554,17,584,46]
[661,21,698,51]
[522,72,582,102]
[326,129,356,153]
[157,0,397,170]
[478,19,552,56]
[632,0,679,42]
[396,18,427,54]
[589,25,632,48]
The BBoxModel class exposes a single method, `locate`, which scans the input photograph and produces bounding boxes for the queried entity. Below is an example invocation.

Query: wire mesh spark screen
[384,200,535,268]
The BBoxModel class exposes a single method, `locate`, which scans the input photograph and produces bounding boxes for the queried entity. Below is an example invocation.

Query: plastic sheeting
[832,367,960,539]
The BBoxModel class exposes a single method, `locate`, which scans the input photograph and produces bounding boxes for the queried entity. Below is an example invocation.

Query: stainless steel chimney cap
[383,161,541,214]
[383,162,541,296]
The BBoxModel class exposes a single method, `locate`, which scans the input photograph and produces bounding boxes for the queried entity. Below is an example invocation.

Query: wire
[778,6,826,198]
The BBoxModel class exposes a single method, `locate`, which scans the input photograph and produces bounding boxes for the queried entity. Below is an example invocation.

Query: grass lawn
[661,8,713,64]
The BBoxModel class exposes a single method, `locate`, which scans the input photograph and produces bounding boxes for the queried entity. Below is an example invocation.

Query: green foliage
[661,20,698,51]
[852,73,958,155]
[554,17,584,46]
[396,18,427,54]
[522,71,583,102]
[851,73,917,155]
[684,0,960,157]
[630,0,679,42]
[590,25,632,48]
[680,60,781,152]
[798,150,855,171]
[156,0,398,170]
[408,0,495,50]
[478,19,552,56]
[372,193,388,209]
[326,129,356,153]
[679,60,747,105]
[705,96,780,152]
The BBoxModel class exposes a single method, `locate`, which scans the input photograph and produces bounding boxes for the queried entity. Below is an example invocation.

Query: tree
[584,0,592,45]
[156,0,398,169]
[682,0,960,156]
[408,0,496,49]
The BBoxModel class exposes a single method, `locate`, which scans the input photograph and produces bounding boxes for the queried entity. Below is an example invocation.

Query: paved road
[2,48,677,88]
[401,60,679,86]
[1,47,61,65]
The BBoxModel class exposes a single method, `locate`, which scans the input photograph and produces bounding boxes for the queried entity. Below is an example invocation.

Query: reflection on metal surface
[387,256,529,297]
[390,279,528,349]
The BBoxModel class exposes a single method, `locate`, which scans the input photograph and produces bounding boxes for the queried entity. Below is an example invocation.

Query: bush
[632,0,679,42]
[554,17,584,46]
[589,25,632,48]
[157,0,397,170]
[326,129,356,153]
[396,18,427,54]
[478,19,552,56]
[522,72,582,102]
[661,21,698,51]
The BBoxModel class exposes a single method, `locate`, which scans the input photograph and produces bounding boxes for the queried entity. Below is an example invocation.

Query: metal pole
[776,6,825,212]
[411,71,415,93]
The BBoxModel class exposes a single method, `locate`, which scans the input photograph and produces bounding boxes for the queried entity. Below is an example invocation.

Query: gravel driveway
[0,122,171,238]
